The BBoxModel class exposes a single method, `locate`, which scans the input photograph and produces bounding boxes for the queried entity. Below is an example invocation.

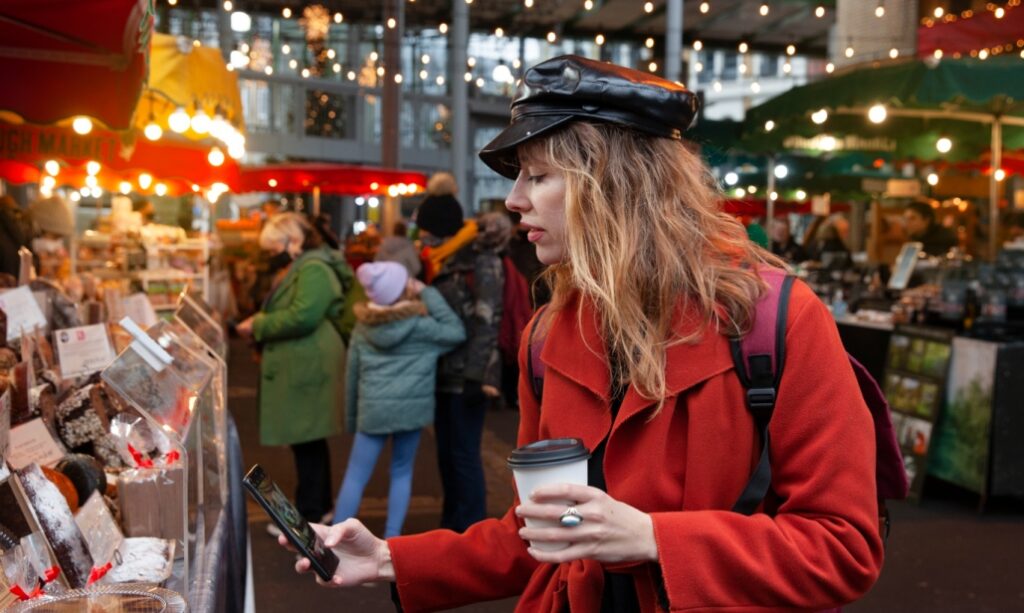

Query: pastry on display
[117,467,185,541]
[103,537,175,584]
[40,466,79,512]
[15,463,95,589]
[56,454,108,505]
[55,384,108,449]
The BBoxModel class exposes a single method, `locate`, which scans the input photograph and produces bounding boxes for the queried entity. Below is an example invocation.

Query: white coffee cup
[507,438,590,551]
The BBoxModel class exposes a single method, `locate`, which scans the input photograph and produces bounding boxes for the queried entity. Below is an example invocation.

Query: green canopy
[741,57,1024,254]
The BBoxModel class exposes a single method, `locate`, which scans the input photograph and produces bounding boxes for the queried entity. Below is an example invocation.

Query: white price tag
[7,418,64,470]
[55,324,116,379]
[0,286,47,342]
[122,293,159,329]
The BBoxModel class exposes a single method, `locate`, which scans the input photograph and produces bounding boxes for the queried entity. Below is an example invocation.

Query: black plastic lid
[507,438,590,469]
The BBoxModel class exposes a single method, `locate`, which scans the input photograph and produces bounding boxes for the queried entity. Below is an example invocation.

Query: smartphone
[243,464,339,582]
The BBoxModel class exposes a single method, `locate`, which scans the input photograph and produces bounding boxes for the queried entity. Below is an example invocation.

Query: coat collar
[540,292,734,418]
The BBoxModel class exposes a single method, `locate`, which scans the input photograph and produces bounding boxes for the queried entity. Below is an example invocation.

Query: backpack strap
[526,304,550,401]
[730,269,795,515]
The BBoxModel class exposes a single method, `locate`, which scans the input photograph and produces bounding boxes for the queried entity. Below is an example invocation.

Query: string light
[467,56,477,67]
[439,23,448,34]
[208,147,225,167]
[223,0,232,10]
[547,31,557,43]
[751,81,761,93]
[44,160,60,176]
[815,5,825,18]
[868,104,887,124]
[495,27,504,37]
[700,2,711,14]
[138,173,153,190]
[759,3,769,17]
[889,48,899,59]
[282,44,290,55]
[334,12,343,23]
[713,80,722,92]
[595,34,605,46]
[845,46,855,58]
[933,7,944,19]
[693,40,703,51]
[934,49,943,59]
[738,41,749,53]
[119,181,132,195]
[995,7,1005,18]
[645,37,655,49]
[585,0,594,10]
[282,7,292,18]
[874,2,885,18]
[155,183,168,197]
[995,169,1007,182]
[168,108,190,133]
[786,44,795,56]
[524,0,534,7]
[811,108,829,124]
[648,61,658,72]
[764,120,775,132]
[927,173,939,186]
[644,2,654,13]
[936,137,953,153]
[386,17,396,29]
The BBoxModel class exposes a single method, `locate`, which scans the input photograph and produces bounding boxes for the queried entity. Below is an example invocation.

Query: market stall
[0,277,245,610]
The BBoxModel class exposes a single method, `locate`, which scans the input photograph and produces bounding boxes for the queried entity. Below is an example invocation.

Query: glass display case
[99,318,218,598]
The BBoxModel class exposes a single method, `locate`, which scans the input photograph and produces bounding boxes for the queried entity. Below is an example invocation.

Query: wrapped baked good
[117,467,184,542]
[103,537,174,584]
[15,463,95,589]
[55,384,107,449]
[40,466,79,513]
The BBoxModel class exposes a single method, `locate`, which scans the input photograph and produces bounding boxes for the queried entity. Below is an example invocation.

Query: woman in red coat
[281,55,884,612]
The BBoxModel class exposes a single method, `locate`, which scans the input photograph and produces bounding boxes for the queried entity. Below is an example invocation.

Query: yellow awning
[135,33,245,145]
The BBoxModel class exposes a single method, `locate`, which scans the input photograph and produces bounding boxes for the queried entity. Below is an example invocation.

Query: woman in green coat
[237,212,351,523]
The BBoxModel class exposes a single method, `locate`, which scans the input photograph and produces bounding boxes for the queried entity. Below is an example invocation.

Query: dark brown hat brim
[478,114,576,180]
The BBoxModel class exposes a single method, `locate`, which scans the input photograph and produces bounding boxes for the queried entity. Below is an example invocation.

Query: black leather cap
[479,55,700,179]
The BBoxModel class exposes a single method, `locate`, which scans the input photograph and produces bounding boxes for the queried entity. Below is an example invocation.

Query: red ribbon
[42,566,59,583]
[165,450,180,464]
[87,562,112,585]
[9,584,43,601]
[127,444,154,468]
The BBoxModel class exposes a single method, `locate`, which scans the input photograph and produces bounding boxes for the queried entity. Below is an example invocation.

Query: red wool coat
[389,281,884,612]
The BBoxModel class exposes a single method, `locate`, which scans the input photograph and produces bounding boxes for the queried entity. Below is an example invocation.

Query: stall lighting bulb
[72,116,93,135]
[155,183,168,196]
[86,161,101,176]
[144,121,163,141]
[191,111,211,134]
[168,107,190,133]
[208,147,226,167]
[119,181,132,195]
[868,104,887,124]
[936,137,953,153]
[44,160,60,176]
[138,173,153,189]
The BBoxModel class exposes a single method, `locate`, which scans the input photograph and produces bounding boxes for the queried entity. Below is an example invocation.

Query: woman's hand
[515,483,658,565]
[481,384,501,398]
[236,316,254,338]
[278,519,395,587]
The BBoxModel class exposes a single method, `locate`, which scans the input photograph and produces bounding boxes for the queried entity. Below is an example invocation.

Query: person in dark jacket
[903,201,957,257]
[332,262,465,537]
[770,217,809,263]
[415,174,507,532]
[0,195,32,278]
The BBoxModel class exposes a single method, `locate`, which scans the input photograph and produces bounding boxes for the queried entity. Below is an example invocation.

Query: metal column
[766,155,776,230]
[381,0,403,236]
[665,0,683,82]
[990,118,1003,259]
[451,0,470,210]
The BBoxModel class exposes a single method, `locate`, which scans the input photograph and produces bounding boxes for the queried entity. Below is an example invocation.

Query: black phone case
[243,465,339,582]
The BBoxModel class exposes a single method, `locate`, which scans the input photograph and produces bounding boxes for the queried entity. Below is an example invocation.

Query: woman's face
[504,152,567,265]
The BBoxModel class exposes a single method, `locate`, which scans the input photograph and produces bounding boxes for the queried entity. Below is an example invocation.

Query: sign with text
[0,286,47,342]
[122,293,158,329]
[7,418,64,470]
[55,324,116,378]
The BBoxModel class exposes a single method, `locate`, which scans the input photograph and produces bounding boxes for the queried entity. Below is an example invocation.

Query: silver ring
[559,506,583,527]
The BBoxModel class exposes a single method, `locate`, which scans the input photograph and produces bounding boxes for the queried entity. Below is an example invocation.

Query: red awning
[0,120,239,195]
[723,198,851,217]
[917,6,1024,57]
[238,163,428,196]
[0,0,152,130]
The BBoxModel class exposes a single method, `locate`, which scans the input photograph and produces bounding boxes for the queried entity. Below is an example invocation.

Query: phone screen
[243,465,339,581]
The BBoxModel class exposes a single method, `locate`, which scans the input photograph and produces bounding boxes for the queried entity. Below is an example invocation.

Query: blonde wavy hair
[524,122,782,409]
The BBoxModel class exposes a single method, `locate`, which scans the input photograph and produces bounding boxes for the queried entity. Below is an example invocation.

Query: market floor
[227,338,1024,613]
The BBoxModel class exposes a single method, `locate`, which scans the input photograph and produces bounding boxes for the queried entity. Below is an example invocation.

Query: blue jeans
[435,389,487,532]
[332,429,422,538]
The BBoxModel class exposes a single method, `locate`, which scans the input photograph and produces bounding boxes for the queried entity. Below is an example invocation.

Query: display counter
[0,279,246,610]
